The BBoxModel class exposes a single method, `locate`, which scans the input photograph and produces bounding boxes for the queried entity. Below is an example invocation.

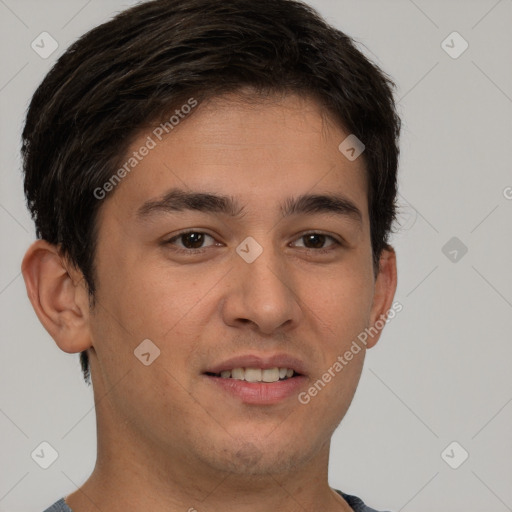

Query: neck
[65,418,351,512]
[64,375,353,512]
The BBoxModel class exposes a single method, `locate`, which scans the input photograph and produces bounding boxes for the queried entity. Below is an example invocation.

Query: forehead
[101,93,369,223]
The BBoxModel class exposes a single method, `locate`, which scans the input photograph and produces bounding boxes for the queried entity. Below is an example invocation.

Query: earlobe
[365,246,398,349]
[21,240,93,354]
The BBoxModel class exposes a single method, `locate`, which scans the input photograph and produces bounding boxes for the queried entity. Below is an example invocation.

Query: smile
[206,367,297,382]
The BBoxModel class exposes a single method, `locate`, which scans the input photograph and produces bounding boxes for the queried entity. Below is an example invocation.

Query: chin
[203,438,316,476]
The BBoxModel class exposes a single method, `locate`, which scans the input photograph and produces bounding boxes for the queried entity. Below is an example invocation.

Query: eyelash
[163,230,342,255]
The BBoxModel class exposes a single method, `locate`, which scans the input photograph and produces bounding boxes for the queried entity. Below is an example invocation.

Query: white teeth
[262,368,280,382]
[231,368,244,380]
[244,368,262,382]
[217,367,295,381]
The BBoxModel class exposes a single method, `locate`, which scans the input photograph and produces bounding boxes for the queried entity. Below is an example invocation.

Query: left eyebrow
[135,187,362,224]
[281,193,362,223]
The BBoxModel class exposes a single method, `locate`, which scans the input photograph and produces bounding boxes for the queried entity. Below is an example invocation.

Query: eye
[163,230,342,255]
[164,231,219,253]
[291,232,341,252]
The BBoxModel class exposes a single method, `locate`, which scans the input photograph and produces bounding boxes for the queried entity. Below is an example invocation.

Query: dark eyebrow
[136,188,245,218]
[280,193,362,223]
[136,187,362,223]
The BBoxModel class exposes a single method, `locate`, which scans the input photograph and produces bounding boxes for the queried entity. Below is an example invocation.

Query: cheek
[299,272,371,414]
[96,252,216,339]
[88,272,208,438]
[90,259,225,407]
[306,259,373,417]
[312,261,374,340]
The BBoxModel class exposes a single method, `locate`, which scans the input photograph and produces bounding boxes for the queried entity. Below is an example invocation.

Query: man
[21,0,401,510]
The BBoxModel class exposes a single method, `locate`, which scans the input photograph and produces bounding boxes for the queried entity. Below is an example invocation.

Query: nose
[221,239,302,335]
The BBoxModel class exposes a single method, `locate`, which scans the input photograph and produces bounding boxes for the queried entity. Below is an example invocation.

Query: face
[86,93,391,477]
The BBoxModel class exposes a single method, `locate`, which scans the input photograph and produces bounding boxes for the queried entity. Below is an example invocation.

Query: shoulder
[41,497,73,512]
[334,488,393,512]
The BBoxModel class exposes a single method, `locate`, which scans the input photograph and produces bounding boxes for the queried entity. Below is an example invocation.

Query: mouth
[204,367,300,382]
[202,354,308,404]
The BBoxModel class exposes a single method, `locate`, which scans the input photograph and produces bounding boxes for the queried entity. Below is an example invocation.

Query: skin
[22,93,397,512]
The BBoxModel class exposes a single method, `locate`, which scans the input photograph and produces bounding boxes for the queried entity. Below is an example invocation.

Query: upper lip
[204,353,308,376]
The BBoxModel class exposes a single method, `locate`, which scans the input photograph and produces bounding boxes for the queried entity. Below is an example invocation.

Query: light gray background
[1,1,511,511]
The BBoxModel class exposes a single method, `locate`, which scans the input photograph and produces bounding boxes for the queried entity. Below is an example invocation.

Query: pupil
[183,232,204,249]
[305,234,325,249]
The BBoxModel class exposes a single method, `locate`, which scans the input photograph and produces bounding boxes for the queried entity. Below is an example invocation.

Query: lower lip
[204,375,307,404]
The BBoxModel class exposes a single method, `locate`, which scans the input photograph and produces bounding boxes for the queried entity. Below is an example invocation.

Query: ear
[365,245,398,349]
[21,240,93,353]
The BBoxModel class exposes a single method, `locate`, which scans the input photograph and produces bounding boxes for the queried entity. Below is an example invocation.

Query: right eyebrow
[136,188,246,219]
